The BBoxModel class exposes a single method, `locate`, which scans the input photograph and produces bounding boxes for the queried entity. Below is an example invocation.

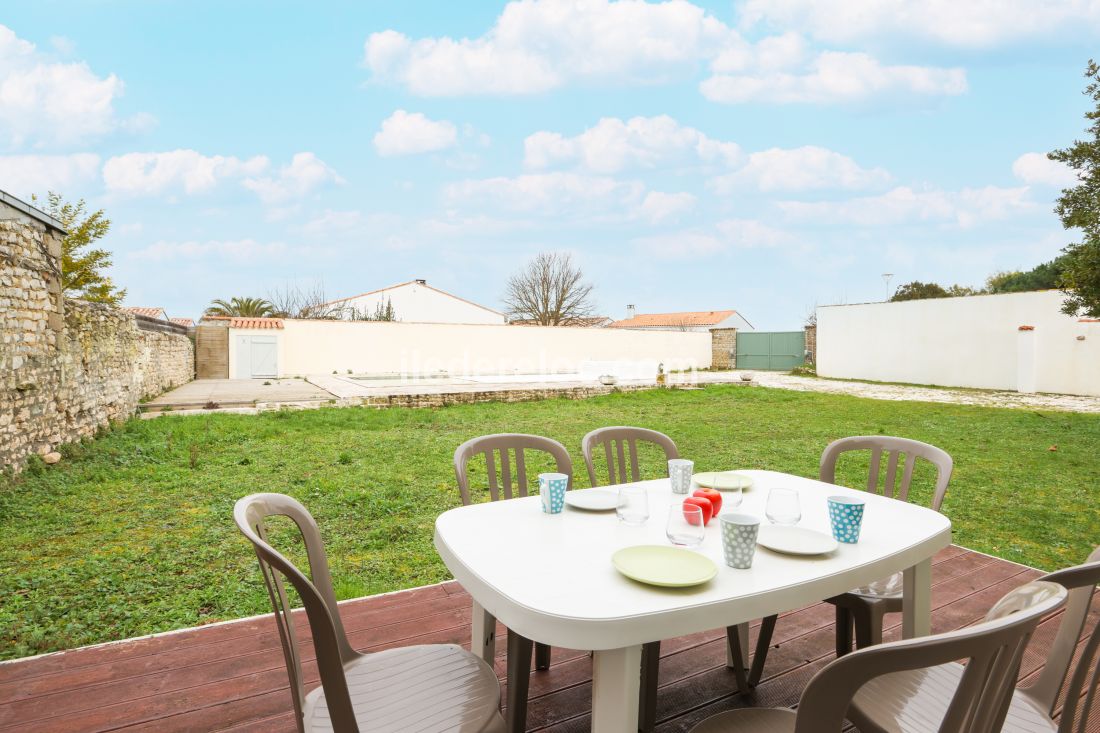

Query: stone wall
[804,325,816,364]
[710,328,737,369]
[1,214,194,472]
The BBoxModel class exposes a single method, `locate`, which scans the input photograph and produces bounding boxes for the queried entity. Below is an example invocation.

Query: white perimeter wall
[817,290,1100,396]
[230,320,712,377]
[333,282,505,325]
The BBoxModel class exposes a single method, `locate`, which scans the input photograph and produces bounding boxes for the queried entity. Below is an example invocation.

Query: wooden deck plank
[0,547,1082,733]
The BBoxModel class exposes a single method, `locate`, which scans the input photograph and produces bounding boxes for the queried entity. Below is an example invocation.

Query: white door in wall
[234,335,278,378]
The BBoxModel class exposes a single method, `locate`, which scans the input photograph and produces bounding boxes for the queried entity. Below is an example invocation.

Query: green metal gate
[736,331,806,370]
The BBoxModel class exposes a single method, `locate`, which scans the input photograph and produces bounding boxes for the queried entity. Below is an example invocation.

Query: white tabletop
[434,470,951,651]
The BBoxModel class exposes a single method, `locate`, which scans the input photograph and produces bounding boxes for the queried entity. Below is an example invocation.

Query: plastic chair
[821,436,955,656]
[454,433,573,733]
[234,493,504,733]
[581,425,680,486]
[847,545,1100,733]
[690,580,1067,733]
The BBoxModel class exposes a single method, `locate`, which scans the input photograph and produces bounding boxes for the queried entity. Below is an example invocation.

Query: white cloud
[634,218,795,258]
[362,3,967,106]
[738,0,1100,48]
[373,110,458,156]
[363,0,734,95]
[639,191,696,223]
[131,238,289,263]
[0,24,150,148]
[701,50,966,104]
[524,115,741,173]
[709,145,890,192]
[241,153,344,205]
[445,172,646,217]
[103,149,269,195]
[778,185,1032,227]
[0,153,100,197]
[1012,152,1078,187]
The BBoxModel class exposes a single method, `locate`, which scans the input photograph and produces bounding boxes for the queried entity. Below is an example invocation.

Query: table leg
[592,646,642,733]
[902,558,932,639]
[725,622,750,670]
[471,599,496,664]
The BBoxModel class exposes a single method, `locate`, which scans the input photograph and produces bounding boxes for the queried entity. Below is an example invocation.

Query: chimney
[414,278,426,285]
[626,304,636,320]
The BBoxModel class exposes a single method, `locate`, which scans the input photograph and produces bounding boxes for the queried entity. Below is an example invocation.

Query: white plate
[692,471,754,491]
[564,489,619,511]
[756,525,838,556]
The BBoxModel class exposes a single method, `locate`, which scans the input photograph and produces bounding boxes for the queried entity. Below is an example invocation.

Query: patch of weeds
[263,381,272,386]
[203,401,220,410]
[790,363,817,377]
[336,452,353,465]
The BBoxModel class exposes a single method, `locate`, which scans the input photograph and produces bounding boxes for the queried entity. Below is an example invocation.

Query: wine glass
[616,484,650,526]
[766,488,801,525]
[666,502,705,547]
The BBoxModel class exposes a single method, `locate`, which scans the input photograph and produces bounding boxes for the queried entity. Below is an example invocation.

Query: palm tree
[204,297,276,317]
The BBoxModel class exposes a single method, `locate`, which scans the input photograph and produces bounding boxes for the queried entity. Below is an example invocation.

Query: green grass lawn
[2,385,1098,660]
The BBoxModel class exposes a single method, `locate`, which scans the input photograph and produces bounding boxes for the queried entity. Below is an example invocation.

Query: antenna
[882,273,894,301]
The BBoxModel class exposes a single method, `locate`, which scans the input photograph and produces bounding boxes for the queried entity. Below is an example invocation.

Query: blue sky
[0,1,1094,327]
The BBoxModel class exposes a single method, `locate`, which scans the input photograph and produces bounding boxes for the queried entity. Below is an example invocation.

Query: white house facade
[323,280,506,325]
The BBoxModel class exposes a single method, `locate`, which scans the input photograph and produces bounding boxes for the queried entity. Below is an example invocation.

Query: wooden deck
[0,545,1088,732]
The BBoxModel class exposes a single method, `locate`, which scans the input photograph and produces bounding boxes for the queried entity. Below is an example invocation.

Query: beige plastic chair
[690,580,1067,733]
[234,493,504,733]
[821,436,955,655]
[847,545,1100,733]
[581,425,680,486]
[454,433,573,733]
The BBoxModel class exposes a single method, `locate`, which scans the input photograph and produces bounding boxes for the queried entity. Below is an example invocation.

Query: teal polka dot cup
[827,495,865,544]
[539,472,568,514]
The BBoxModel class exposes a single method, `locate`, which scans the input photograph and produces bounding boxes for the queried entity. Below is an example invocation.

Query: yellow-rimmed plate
[612,545,718,587]
[693,471,754,491]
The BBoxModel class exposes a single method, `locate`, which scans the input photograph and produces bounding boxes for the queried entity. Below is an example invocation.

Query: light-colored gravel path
[735,371,1100,414]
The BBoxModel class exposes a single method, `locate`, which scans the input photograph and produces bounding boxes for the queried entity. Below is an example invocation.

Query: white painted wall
[817,290,1100,396]
[330,281,505,325]
[229,320,711,377]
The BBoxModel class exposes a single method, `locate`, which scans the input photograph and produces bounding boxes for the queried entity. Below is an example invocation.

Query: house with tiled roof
[321,279,505,325]
[169,318,195,328]
[608,306,754,333]
[124,306,168,321]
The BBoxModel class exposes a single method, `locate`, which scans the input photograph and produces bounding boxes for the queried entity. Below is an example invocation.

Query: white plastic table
[434,470,952,732]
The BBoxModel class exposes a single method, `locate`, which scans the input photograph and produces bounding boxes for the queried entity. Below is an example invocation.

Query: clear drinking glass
[724,484,744,510]
[616,484,650,526]
[765,488,801,525]
[666,502,705,547]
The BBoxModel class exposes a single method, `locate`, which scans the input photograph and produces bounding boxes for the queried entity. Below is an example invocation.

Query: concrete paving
[142,378,335,410]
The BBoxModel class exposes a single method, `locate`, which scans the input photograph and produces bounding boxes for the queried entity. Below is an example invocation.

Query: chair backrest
[453,433,573,505]
[234,493,360,733]
[820,435,954,511]
[581,426,679,486]
[794,580,1067,733]
[1025,545,1100,733]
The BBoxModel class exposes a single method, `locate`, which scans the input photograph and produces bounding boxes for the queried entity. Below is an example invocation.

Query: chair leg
[506,630,533,733]
[835,605,853,657]
[852,603,886,650]
[639,641,660,733]
[534,642,551,671]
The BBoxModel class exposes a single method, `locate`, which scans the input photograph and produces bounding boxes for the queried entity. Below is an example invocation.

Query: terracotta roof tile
[124,306,167,320]
[608,310,737,329]
[169,318,194,327]
[229,317,284,329]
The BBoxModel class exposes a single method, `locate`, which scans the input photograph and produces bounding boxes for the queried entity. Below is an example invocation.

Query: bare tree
[503,252,596,326]
[267,281,342,320]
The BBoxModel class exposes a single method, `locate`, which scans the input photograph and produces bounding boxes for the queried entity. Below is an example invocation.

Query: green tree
[890,281,949,301]
[31,191,125,305]
[204,297,276,317]
[1048,60,1100,317]
[986,256,1067,293]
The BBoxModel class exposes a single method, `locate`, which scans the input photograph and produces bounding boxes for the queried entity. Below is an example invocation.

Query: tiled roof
[124,306,167,320]
[169,318,194,327]
[229,317,284,329]
[608,310,737,329]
